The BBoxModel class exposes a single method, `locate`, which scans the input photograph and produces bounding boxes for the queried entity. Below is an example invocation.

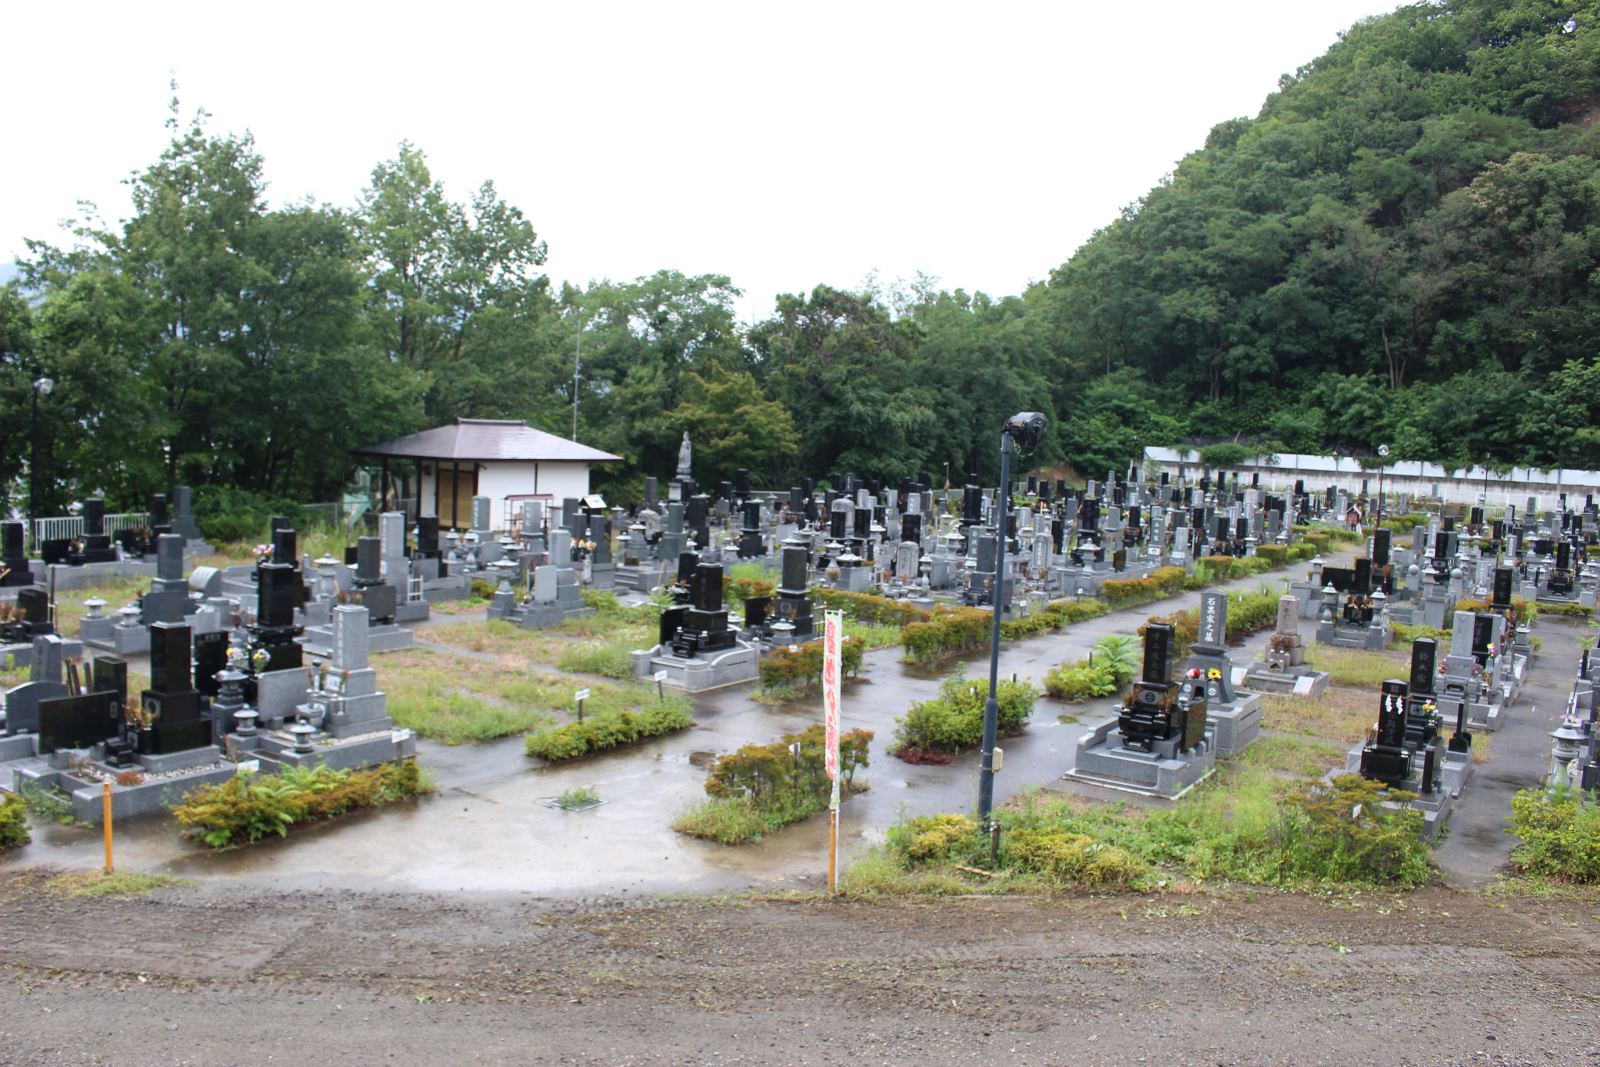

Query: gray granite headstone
[533,565,558,603]
[331,604,370,672]
[1198,592,1227,648]
[29,634,66,685]
[471,496,492,532]
[157,534,185,581]
[1276,595,1299,637]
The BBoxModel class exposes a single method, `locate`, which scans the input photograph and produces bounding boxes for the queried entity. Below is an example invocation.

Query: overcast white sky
[4,0,1399,322]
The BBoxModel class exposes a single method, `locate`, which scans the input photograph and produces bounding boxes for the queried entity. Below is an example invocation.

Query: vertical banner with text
[823,609,843,798]
[822,609,844,893]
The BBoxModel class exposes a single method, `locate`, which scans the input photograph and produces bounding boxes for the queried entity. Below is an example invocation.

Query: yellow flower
[1206,668,1222,680]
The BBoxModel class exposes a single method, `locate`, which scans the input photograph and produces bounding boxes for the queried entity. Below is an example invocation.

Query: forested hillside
[5,0,1600,517]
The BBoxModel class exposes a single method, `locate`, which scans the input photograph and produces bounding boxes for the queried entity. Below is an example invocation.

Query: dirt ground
[1,871,1597,1066]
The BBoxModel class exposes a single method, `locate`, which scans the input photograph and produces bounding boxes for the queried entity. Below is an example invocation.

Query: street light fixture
[977,412,1046,827]
[29,377,55,543]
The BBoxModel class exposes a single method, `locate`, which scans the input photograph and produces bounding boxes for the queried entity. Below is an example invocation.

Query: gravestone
[1182,592,1262,757]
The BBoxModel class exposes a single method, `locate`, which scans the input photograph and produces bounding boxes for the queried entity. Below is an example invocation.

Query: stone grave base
[589,563,616,591]
[1315,621,1389,650]
[613,562,673,595]
[80,619,149,656]
[422,574,473,602]
[13,751,234,826]
[632,643,758,693]
[1,637,85,670]
[1063,714,1216,800]
[1242,664,1331,698]
[38,560,158,591]
[1341,747,1460,838]
[238,727,416,773]
[1464,697,1504,732]
[395,599,430,624]
[515,601,592,631]
[302,622,413,657]
[0,733,38,764]
[1208,692,1263,758]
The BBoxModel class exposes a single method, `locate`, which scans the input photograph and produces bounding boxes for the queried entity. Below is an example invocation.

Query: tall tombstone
[643,476,659,508]
[1372,527,1392,568]
[1409,637,1438,696]
[471,496,492,533]
[171,485,203,540]
[380,512,406,575]
[1491,566,1514,610]
[1276,594,1299,638]
[355,536,383,584]
[331,603,371,673]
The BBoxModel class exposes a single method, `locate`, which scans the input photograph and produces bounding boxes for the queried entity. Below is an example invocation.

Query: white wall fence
[29,512,150,548]
[1143,448,1600,510]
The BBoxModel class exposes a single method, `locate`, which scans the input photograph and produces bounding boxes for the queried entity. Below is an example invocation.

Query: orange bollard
[102,782,113,874]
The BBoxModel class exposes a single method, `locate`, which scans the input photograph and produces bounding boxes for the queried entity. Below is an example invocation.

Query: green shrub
[1390,622,1451,646]
[1044,661,1118,702]
[1508,787,1600,884]
[469,578,497,600]
[890,813,979,864]
[192,485,307,545]
[1091,635,1139,687]
[524,700,693,761]
[0,791,29,850]
[893,668,1038,755]
[757,635,865,694]
[1539,601,1594,619]
[1143,587,1282,660]
[676,724,873,844]
[19,782,76,826]
[173,762,429,849]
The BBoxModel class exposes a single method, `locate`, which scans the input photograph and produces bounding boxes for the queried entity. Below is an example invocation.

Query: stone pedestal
[1065,714,1216,799]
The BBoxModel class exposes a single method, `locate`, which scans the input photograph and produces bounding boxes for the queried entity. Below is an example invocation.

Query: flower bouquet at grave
[123,696,155,731]
[254,544,274,564]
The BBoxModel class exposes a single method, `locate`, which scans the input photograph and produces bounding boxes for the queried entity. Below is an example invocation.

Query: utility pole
[571,309,582,441]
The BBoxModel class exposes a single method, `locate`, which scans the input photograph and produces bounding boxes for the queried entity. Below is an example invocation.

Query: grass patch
[843,618,902,650]
[553,784,601,810]
[1304,645,1410,689]
[430,597,490,616]
[1236,734,1350,777]
[414,619,560,660]
[383,648,564,743]
[44,870,186,898]
[1259,691,1374,745]
[54,576,151,636]
[854,766,1433,896]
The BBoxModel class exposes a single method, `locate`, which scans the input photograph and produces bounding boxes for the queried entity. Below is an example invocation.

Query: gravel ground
[1,871,1597,1066]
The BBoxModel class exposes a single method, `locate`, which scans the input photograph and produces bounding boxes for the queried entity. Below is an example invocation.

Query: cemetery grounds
[2,547,1599,1065]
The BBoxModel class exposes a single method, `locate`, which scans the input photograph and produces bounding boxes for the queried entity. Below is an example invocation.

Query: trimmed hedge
[525,702,693,761]
[1143,588,1282,659]
[1455,596,1539,628]
[174,762,428,849]
[816,588,932,627]
[901,599,1110,665]
[1101,566,1188,608]
[758,635,866,693]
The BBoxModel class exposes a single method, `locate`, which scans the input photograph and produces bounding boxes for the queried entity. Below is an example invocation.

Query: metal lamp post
[977,412,1046,827]
[29,376,54,544]
[1376,444,1389,530]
